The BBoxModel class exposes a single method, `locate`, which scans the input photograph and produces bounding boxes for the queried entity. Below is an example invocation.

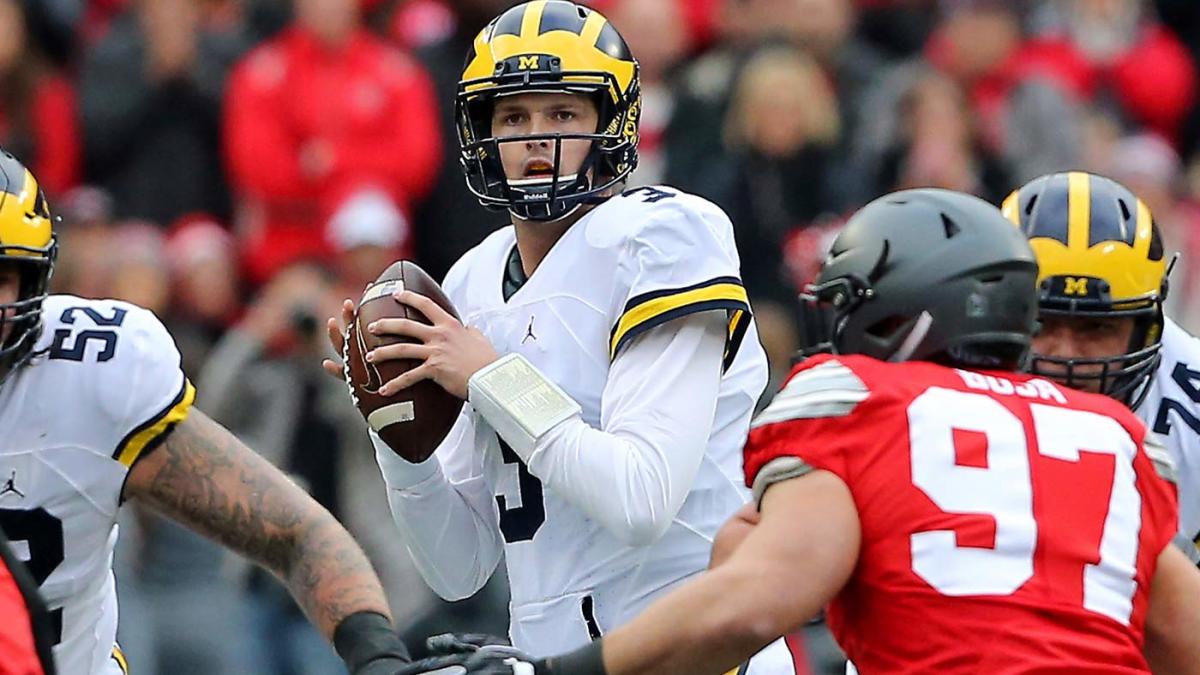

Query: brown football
[344,260,464,463]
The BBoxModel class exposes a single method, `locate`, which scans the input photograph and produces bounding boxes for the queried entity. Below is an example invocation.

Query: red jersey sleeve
[744,356,873,499]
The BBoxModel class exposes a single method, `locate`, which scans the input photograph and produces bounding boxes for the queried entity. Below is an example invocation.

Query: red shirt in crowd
[224,27,441,283]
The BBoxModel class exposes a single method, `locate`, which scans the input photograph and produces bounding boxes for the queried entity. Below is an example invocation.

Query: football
[343,260,464,463]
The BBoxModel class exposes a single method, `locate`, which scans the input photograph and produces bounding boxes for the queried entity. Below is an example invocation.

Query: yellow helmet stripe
[1133,198,1152,258]
[1000,190,1020,226]
[1067,171,1091,250]
[521,0,547,39]
[580,10,607,46]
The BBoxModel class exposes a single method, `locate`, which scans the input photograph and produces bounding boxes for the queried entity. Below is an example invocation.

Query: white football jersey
[0,295,193,675]
[441,186,768,652]
[1138,316,1200,561]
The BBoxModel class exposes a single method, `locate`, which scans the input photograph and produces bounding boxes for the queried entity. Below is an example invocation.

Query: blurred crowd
[10,0,1200,672]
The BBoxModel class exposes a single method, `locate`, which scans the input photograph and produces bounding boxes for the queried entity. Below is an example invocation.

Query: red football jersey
[744,354,1179,674]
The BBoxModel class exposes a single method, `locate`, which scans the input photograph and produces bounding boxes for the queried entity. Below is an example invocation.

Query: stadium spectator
[79,0,249,224]
[49,186,115,298]
[713,46,843,304]
[0,0,79,196]
[667,0,881,209]
[198,260,348,675]
[224,0,441,285]
[164,214,243,376]
[876,69,1013,203]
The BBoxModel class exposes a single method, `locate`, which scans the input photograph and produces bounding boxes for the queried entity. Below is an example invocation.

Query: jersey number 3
[496,437,546,543]
[908,387,1142,625]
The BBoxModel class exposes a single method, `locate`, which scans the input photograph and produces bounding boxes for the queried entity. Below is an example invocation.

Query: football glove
[425,634,536,674]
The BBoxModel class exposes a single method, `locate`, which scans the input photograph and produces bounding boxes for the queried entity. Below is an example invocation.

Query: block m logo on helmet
[1064,277,1089,296]
[518,55,540,70]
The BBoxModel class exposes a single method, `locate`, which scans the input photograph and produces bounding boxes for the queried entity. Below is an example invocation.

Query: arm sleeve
[372,407,504,601]
[519,310,728,547]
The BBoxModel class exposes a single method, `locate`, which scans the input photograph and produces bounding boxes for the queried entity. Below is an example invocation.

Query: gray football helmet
[798,188,1040,369]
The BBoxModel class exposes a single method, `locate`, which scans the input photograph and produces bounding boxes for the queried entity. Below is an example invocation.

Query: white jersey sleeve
[523,310,728,545]
[607,187,752,367]
[371,248,504,600]
[106,304,195,469]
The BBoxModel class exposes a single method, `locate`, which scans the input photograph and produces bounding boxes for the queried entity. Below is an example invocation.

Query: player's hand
[322,298,356,380]
[365,290,498,399]
[426,633,512,654]
[461,647,537,674]
[710,502,761,569]
[424,634,536,674]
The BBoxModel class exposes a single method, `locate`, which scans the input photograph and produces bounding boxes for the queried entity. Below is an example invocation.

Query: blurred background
[12,0,1200,672]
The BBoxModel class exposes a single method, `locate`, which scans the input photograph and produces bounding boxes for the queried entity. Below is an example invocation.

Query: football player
[322,0,802,671]
[422,189,1200,674]
[1001,171,1200,565]
[0,151,416,675]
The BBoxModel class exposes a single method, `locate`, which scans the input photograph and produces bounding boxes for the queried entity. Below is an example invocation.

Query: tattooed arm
[122,408,390,639]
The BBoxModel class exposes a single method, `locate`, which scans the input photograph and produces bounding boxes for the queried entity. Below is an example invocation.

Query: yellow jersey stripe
[113,377,195,468]
[610,277,750,360]
[1066,171,1091,250]
[112,645,130,674]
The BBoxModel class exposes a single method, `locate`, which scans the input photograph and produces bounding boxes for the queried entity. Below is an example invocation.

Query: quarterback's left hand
[366,290,498,399]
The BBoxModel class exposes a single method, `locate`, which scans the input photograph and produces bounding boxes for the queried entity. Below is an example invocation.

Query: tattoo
[124,409,390,638]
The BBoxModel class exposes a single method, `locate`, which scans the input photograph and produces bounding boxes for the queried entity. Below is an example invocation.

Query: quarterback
[430,190,1200,675]
[0,152,413,675]
[324,0,805,671]
[1003,171,1200,565]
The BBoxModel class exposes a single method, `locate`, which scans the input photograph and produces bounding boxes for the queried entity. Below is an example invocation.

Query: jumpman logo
[522,315,537,344]
[0,470,23,499]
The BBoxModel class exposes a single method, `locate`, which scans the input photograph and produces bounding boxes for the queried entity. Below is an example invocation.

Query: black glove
[426,633,513,655]
[462,646,538,674]
[425,633,536,674]
[334,611,413,675]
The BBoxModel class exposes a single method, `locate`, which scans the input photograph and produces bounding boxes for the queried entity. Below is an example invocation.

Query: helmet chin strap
[505,169,594,222]
[889,311,934,362]
[509,201,585,224]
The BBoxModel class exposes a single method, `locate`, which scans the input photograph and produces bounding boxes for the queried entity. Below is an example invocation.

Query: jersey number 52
[909,387,1143,625]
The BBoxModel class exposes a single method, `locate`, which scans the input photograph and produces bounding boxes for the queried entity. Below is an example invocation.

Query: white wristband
[467,353,582,459]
